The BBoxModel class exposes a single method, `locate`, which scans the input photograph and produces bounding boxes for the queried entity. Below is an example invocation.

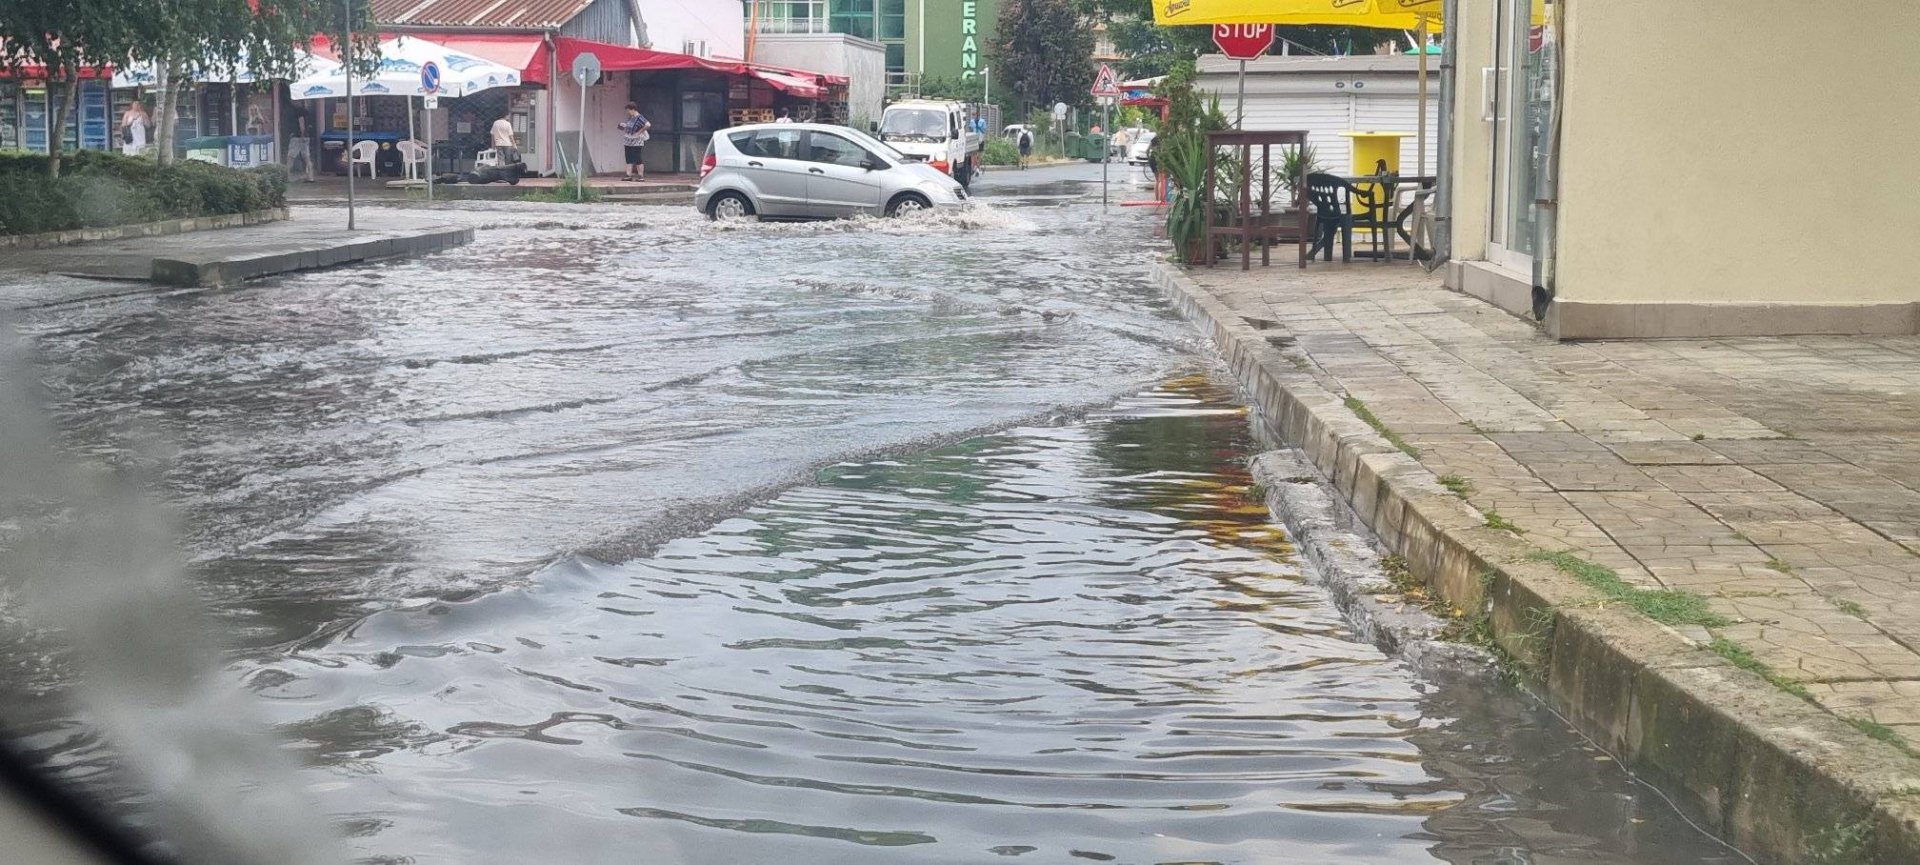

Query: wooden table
[1204,130,1311,271]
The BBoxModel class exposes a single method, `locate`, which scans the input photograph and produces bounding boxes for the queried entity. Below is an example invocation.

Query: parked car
[696,123,967,221]
[1126,129,1157,165]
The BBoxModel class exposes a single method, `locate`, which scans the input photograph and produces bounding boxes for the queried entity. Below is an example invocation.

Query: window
[830,0,876,40]
[758,0,828,33]
[805,132,872,168]
[731,128,804,159]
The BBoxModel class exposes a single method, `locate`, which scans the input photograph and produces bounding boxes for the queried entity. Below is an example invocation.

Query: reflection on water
[239,376,1734,865]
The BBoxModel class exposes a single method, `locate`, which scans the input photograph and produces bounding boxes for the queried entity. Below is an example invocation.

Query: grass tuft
[1530,550,1729,627]
[1437,474,1473,498]
[1708,637,1812,701]
[1483,511,1523,534]
[1833,597,1868,619]
[1343,396,1418,459]
[1765,557,1796,574]
[1847,716,1918,757]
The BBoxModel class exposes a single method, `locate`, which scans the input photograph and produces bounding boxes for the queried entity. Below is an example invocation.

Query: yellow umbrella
[1153,0,1442,29]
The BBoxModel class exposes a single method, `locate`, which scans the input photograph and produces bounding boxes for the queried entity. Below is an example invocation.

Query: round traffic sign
[420,60,441,95]
[571,51,602,87]
[1212,24,1275,61]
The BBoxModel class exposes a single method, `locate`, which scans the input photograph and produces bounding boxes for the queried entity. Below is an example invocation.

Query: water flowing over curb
[1151,260,1920,865]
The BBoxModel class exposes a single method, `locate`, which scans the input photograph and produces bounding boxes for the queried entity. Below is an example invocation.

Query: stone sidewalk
[1185,261,1920,745]
[0,210,471,306]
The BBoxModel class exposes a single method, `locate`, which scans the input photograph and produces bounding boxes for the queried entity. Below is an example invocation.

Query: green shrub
[0,151,283,236]
[982,137,1019,166]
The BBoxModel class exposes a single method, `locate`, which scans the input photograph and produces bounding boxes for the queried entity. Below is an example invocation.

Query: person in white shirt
[773,108,794,124]
[120,101,150,156]
[491,116,520,164]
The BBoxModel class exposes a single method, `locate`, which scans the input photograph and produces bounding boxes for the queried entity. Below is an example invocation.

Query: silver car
[696,122,967,221]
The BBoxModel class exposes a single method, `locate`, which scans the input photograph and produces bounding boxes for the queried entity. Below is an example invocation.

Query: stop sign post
[1213,24,1274,129]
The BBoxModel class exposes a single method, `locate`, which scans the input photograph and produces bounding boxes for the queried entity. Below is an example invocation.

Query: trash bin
[1083,133,1109,162]
[1064,131,1084,160]
[185,136,229,166]
[226,135,259,168]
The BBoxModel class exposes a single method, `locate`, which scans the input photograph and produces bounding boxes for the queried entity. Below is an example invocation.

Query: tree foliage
[989,0,1097,114]
[0,0,369,173]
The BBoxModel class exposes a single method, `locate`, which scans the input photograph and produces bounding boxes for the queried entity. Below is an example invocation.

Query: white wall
[1554,0,1920,306]
[549,73,638,174]
[751,33,887,128]
[1197,55,1440,179]
[639,0,746,60]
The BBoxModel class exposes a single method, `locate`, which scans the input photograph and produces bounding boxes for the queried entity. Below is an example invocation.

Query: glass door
[1488,0,1557,273]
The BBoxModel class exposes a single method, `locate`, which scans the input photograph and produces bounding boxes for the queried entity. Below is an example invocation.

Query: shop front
[552,37,843,177]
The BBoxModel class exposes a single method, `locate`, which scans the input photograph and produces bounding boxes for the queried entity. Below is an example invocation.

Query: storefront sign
[960,1,980,80]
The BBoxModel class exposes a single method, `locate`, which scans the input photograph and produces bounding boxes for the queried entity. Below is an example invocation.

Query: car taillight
[931,160,951,175]
[700,150,716,178]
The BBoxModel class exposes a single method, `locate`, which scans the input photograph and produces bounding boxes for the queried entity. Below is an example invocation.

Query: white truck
[876,99,985,189]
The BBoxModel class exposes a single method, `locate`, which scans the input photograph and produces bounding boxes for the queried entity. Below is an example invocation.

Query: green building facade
[909,0,1004,85]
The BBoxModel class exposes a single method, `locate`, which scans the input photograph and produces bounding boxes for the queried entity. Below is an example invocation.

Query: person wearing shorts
[617,103,650,181]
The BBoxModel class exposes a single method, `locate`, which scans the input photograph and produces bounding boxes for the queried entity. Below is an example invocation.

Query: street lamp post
[342,0,356,230]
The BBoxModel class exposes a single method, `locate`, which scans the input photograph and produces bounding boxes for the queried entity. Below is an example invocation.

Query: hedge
[0,150,287,236]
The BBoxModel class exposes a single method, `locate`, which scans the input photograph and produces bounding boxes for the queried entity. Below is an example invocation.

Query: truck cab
[877,99,984,189]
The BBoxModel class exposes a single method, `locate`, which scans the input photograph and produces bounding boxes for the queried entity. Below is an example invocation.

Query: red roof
[554,38,840,98]
[372,0,594,29]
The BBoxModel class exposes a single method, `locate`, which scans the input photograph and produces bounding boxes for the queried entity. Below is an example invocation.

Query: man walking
[285,112,315,182]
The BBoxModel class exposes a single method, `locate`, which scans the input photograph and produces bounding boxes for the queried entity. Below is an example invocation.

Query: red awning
[555,37,840,99]
[425,33,550,86]
[556,37,738,76]
[751,69,822,99]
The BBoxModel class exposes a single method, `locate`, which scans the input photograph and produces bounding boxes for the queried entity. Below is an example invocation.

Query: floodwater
[2,164,1739,864]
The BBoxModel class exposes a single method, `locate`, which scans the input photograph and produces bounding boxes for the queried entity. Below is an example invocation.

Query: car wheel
[885,194,931,217]
[707,191,756,222]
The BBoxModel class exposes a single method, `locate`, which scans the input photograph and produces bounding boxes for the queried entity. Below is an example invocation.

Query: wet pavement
[3,164,1740,863]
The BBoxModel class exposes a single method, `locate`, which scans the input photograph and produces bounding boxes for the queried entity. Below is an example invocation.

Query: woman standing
[120,100,151,157]
[616,102,650,181]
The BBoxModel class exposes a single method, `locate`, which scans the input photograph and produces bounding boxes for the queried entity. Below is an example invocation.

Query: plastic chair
[396,140,428,180]
[1305,173,1379,264]
[349,140,379,178]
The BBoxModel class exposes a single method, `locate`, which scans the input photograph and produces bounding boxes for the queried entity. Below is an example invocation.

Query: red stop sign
[1212,24,1275,60]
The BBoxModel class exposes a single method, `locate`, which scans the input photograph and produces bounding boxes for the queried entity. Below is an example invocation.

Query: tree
[989,0,1097,115]
[0,0,368,173]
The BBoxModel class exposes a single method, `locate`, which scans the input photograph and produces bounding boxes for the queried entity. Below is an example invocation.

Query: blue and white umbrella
[289,36,519,100]
[111,48,337,89]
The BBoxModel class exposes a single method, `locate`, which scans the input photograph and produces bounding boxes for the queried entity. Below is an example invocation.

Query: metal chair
[348,140,379,178]
[396,140,429,180]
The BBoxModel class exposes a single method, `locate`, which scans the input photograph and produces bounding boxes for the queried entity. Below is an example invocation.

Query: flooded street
[5,165,1738,863]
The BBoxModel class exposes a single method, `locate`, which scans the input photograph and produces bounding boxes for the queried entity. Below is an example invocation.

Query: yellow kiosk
[1339,131,1407,242]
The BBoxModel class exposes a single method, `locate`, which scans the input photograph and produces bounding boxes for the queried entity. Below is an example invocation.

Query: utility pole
[342,0,355,231]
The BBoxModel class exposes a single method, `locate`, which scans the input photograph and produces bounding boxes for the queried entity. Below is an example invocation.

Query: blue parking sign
[420,61,441,95]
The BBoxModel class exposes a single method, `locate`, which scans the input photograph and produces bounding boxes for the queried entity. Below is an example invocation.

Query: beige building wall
[1447,0,1920,338]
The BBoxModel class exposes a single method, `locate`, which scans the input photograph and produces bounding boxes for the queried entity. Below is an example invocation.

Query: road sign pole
[1102,100,1110,208]
[1237,60,1246,129]
[426,104,434,202]
[577,81,588,200]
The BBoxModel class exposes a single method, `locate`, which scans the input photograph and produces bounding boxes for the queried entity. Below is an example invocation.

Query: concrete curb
[0,208,289,251]
[1152,260,1920,865]
[150,225,474,287]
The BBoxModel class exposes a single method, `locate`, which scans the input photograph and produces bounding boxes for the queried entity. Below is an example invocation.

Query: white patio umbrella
[289,36,522,200]
[288,35,520,99]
